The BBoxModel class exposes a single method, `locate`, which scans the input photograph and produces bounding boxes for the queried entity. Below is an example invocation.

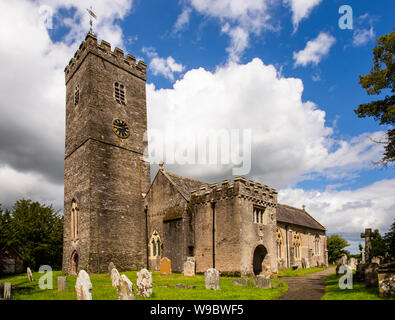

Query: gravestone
[4,282,11,300]
[360,228,373,264]
[301,257,310,269]
[27,267,34,282]
[183,257,195,277]
[364,263,379,288]
[136,268,152,298]
[204,268,220,290]
[371,257,381,264]
[117,274,135,300]
[57,276,67,291]
[253,276,272,289]
[111,268,121,288]
[232,278,250,287]
[355,263,368,282]
[336,264,347,276]
[377,262,395,298]
[108,262,116,276]
[75,270,92,300]
[160,257,172,276]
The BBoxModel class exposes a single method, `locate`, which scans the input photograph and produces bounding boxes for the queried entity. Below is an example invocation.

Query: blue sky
[0,0,394,253]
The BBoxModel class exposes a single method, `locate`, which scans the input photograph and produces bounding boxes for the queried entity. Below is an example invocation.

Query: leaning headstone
[204,268,220,290]
[57,276,67,291]
[183,258,195,277]
[108,262,116,276]
[117,274,135,300]
[136,268,152,298]
[253,276,272,289]
[377,262,395,298]
[364,263,379,288]
[27,267,34,282]
[75,270,92,300]
[160,257,172,276]
[232,278,250,287]
[111,268,121,288]
[4,282,11,300]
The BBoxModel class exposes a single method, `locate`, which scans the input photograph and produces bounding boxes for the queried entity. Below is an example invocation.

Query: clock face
[112,119,130,139]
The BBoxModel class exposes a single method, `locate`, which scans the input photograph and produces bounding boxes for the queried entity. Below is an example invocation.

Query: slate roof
[277,204,326,231]
[162,170,208,201]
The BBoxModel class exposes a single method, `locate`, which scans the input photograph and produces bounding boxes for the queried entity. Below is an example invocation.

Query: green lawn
[276,266,328,278]
[322,273,395,300]
[0,270,287,300]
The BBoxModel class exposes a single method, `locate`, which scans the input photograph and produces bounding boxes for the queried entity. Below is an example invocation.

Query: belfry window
[74,84,80,106]
[253,206,265,224]
[114,82,126,104]
[71,200,79,239]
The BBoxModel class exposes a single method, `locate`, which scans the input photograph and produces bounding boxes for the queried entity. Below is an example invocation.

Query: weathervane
[86,6,97,34]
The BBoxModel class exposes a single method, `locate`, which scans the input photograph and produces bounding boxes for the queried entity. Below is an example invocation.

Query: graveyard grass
[322,273,395,300]
[0,270,288,300]
[276,266,328,278]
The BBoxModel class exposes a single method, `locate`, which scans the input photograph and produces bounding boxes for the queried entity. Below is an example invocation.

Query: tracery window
[114,82,126,104]
[292,232,301,259]
[276,228,283,258]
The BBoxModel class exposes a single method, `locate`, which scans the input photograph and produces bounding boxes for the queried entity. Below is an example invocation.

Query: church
[62,33,328,276]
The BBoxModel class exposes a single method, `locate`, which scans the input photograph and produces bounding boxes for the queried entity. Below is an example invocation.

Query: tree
[354,31,395,165]
[384,218,395,259]
[2,199,63,270]
[327,234,350,263]
[0,204,12,251]
[371,229,387,257]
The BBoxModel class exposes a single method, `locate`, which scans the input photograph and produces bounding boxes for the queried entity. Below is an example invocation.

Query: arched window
[114,82,126,104]
[292,232,301,259]
[71,200,79,239]
[276,228,283,258]
[150,230,161,258]
[314,236,320,255]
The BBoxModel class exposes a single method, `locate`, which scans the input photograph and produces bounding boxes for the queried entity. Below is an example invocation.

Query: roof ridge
[278,203,326,230]
[161,170,189,201]
[165,171,208,185]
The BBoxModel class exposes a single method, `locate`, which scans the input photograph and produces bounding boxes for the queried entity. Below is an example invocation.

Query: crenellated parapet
[64,33,147,84]
[190,176,277,207]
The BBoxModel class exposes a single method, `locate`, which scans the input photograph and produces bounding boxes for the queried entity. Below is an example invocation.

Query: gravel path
[278,267,336,300]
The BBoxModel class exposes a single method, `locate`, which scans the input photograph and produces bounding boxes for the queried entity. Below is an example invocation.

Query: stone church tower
[62,33,150,275]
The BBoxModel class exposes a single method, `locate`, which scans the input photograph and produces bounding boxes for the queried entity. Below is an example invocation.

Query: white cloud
[183,0,274,62]
[147,58,384,187]
[279,179,395,234]
[0,0,133,204]
[283,0,322,31]
[173,7,192,33]
[142,47,185,81]
[353,26,375,47]
[293,32,336,67]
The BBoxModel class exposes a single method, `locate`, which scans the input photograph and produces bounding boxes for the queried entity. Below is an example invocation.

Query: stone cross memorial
[360,228,373,264]
[27,267,34,282]
[75,270,92,300]
[204,268,220,290]
[160,257,172,275]
[111,268,121,288]
[117,274,135,300]
[137,268,153,298]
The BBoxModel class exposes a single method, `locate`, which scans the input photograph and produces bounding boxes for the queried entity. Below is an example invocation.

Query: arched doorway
[71,251,79,275]
[253,245,268,275]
